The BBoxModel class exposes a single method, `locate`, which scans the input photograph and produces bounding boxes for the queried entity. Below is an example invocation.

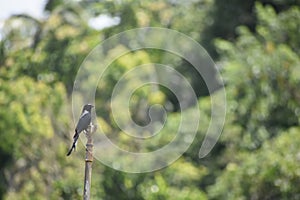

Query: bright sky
[0,0,46,20]
[0,0,119,31]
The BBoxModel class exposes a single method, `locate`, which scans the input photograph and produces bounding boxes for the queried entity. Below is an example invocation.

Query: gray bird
[67,104,94,156]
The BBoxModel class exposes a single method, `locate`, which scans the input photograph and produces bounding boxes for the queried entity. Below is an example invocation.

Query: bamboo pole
[83,124,96,200]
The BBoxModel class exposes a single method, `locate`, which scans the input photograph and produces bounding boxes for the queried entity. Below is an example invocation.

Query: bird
[67,104,94,156]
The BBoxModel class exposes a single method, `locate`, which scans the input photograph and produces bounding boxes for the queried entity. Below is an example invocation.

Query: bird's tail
[66,131,79,156]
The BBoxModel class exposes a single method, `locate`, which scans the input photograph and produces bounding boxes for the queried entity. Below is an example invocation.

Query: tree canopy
[0,0,299,199]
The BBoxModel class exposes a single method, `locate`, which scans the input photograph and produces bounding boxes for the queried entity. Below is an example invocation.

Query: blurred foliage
[210,2,300,199]
[209,127,300,200]
[0,0,299,199]
[216,3,300,150]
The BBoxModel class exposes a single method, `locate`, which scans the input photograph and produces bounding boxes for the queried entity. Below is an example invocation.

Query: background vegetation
[0,0,300,199]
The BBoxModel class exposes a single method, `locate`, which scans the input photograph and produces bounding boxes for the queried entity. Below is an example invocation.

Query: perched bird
[67,104,94,156]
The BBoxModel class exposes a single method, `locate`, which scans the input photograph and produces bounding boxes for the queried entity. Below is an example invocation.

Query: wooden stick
[83,124,96,200]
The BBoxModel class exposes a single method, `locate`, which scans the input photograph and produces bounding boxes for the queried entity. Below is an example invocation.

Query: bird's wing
[75,110,91,134]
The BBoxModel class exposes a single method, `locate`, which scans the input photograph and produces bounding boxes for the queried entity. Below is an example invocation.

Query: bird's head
[83,104,94,112]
